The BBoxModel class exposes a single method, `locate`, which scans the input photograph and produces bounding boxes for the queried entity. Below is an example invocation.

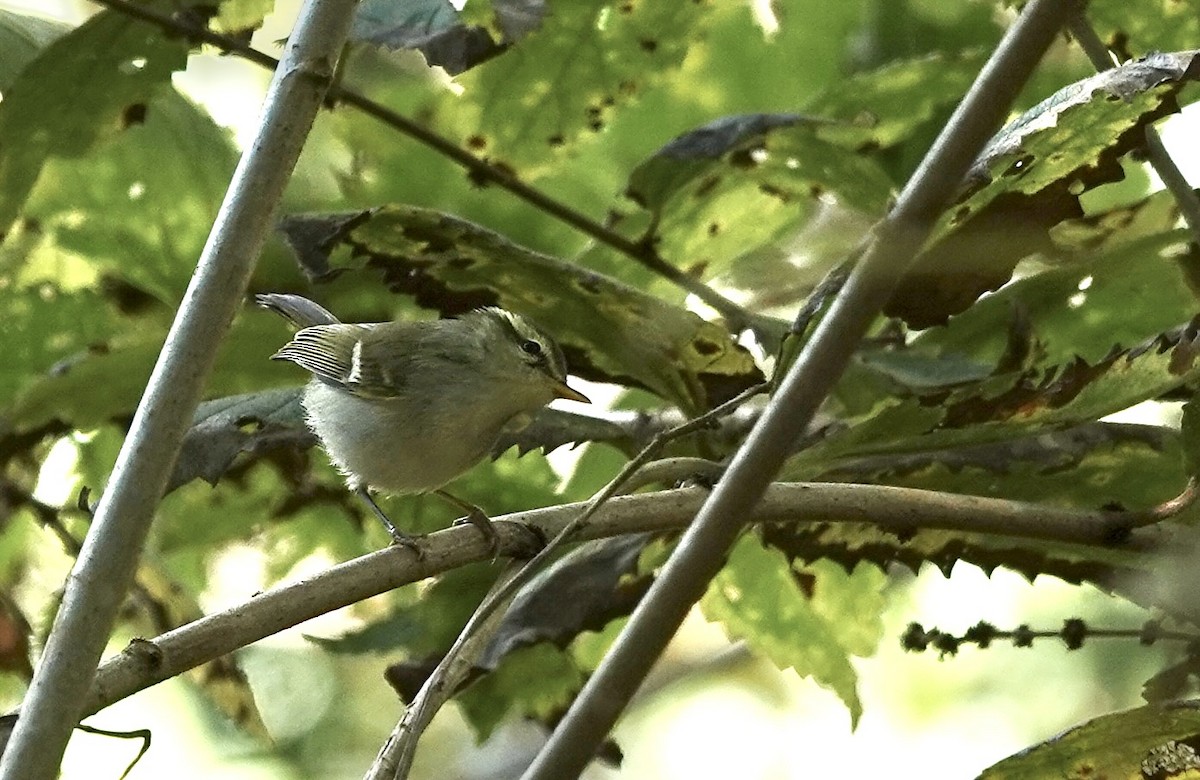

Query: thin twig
[1065,13,1200,245]
[1138,478,1200,527]
[431,382,769,654]
[361,382,766,778]
[518,3,1086,778]
[367,562,524,780]
[89,0,760,334]
[75,475,1194,726]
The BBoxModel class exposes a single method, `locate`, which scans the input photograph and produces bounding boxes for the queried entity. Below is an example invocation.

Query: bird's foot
[435,490,500,559]
[357,487,424,560]
[387,529,425,560]
[452,508,500,559]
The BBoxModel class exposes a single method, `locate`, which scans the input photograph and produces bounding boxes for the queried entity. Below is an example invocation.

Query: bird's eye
[520,339,543,357]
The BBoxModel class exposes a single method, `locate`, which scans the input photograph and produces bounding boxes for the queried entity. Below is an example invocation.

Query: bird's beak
[553,381,591,404]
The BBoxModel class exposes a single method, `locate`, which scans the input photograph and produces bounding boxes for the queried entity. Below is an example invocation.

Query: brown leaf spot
[121,103,147,128]
[694,174,721,198]
[729,146,763,169]
[759,183,791,202]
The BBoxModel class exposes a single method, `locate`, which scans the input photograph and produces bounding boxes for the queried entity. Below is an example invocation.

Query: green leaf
[20,89,237,303]
[954,51,1200,226]
[889,49,1200,326]
[830,425,1187,513]
[806,49,988,151]
[912,229,1200,369]
[612,117,893,303]
[0,287,122,410]
[769,427,1189,598]
[1182,402,1200,478]
[1088,0,1200,57]
[214,0,275,34]
[7,316,294,435]
[978,701,1200,780]
[448,0,708,173]
[1048,188,1186,256]
[351,0,505,75]
[279,206,763,412]
[801,559,886,658]
[763,518,1146,597]
[0,6,190,233]
[0,8,68,90]
[795,229,1200,467]
[701,535,865,726]
[803,317,1200,463]
[457,642,585,742]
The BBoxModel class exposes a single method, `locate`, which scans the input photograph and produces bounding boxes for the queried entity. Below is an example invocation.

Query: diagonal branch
[89,0,760,334]
[518,2,1087,778]
[0,2,359,778]
[366,561,525,780]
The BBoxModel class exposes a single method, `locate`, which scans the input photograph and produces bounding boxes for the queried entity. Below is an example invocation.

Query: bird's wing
[271,324,405,399]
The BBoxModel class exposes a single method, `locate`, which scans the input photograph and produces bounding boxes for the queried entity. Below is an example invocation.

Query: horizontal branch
[80,481,1171,719]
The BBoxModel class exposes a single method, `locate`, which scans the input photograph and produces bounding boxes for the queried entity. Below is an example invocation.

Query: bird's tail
[255,293,340,328]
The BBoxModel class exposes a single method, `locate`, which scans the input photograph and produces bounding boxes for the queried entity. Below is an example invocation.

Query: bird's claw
[453,509,500,560]
[388,530,425,560]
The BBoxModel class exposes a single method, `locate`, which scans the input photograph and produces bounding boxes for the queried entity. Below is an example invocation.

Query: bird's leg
[434,490,499,555]
[356,487,423,558]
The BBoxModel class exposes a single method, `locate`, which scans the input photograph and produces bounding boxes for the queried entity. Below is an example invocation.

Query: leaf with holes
[806,49,989,152]
[0,5,189,233]
[350,0,525,75]
[279,206,763,412]
[889,49,1200,326]
[912,229,1200,369]
[167,388,310,494]
[790,318,1200,483]
[605,114,893,312]
[443,0,706,173]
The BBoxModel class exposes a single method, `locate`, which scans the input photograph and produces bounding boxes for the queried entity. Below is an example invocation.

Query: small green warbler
[258,293,589,552]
